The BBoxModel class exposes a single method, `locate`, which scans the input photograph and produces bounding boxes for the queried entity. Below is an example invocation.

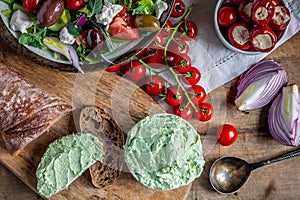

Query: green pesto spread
[36,133,104,198]
[124,114,205,190]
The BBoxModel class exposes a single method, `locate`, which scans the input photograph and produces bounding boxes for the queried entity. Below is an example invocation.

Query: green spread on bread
[36,133,104,198]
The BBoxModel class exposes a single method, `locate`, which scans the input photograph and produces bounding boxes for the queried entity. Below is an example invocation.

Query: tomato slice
[109,17,139,40]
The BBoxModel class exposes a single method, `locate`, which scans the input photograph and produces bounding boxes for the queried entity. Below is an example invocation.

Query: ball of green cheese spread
[124,114,205,190]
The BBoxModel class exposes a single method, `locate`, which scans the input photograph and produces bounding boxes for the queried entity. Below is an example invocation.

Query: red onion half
[268,84,300,146]
[235,60,288,111]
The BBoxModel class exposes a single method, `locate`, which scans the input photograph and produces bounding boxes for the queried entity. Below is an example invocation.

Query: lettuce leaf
[128,0,155,15]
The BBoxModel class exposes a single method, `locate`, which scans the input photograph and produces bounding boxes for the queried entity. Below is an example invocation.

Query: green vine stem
[135,56,171,86]
[136,4,200,112]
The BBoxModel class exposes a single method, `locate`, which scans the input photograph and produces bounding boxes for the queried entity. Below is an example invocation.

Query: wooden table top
[0,30,299,200]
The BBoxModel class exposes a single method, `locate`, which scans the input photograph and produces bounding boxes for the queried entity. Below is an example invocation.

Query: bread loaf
[0,62,72,154]
[79,106,125,188]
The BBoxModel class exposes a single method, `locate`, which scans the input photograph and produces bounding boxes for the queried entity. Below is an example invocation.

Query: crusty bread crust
[0,62,72,154]
[79,106,125,188]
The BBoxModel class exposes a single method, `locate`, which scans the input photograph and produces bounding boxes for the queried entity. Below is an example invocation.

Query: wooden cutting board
[0,37,192,200]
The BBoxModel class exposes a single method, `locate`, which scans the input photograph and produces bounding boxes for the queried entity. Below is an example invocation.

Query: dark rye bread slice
[0,61,72,154]
[79,106,125,188]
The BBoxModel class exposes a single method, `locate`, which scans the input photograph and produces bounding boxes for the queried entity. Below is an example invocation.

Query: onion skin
[235,60,288,111]
[268,84,300,146]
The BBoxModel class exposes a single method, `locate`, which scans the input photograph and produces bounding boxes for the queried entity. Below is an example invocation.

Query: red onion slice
[235,60,288,111]
[268,84,300,146]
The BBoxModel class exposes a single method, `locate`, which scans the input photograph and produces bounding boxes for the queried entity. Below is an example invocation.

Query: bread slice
[79,106,125,188]
[0,62,72,154]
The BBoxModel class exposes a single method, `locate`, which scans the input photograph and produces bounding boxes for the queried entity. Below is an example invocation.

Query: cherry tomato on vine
[106,63,121,72]
[149,32,164,48]
[23,0,40,13]
[194,102,213,122]
[144,75,165,96]
[187,85,207,105]
[182,67,201,85]
[168,38,189,55]
[171,0,186,18]
[165,86,184,107]
[160,20,173,37]
[217,5,238,27]
[65,0,85,11]
[122,60,146,81]
[173,105,193,120]
[167,53,191,73]
[217,124,238,146]
[178,21,198,41]
[143,48,165,64]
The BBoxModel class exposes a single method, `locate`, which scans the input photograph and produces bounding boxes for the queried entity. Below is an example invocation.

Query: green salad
[0,0,168,72]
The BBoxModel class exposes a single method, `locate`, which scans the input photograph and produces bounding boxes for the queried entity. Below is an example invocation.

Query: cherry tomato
[167,53,191,73]
[144,75,165,96]
[65,0,85,11]
[178,21,198,41]
[136,48,148,59]
[194,102,213,122]
[250,25,277,52]
[23,0,40,13]
[165,86,184,107]
[143,48,165,64]
[217,5,238,27]
[238,0,253,23]
[228,22,251,50]
[122,60,146,81]
[106,63,121,72]
[270,6,291,31]
[160,20,173,37]
[187,85,207,105]
[230,0,244,6]
[168,38,189,55]
[251,0,275,25]
[171,0,185,18]
[173,105,193,120]
[149,32,164,48]
[217,124,238,146]
[182,67,201,85]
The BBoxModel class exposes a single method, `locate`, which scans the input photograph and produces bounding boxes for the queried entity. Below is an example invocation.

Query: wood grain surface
[0,36,191,199]
[0,25,299,200]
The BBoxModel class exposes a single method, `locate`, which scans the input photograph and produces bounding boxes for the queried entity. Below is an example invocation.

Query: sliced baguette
[79,106,125,188]
[0,62,72,154]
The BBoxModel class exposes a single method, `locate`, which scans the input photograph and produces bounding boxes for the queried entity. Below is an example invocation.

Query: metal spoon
[209,148,300,194]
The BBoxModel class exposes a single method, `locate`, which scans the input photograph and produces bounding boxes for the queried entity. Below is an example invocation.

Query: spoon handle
[251,148,300,170]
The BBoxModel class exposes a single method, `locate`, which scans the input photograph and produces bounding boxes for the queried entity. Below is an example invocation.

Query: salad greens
[128,0,155,15]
